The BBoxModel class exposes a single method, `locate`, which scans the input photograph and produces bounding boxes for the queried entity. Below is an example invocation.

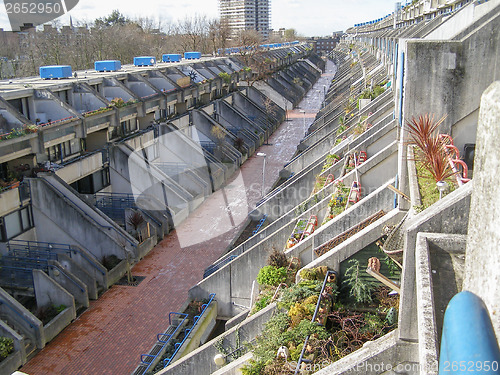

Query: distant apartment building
[308,33,342,55]
[219,0,270,39]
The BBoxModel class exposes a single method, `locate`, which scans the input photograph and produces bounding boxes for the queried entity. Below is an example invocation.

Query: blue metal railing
[0,299,36,329]
[9,248,58,261]
[162,293,216,368]
[0,266,35,289]
[203,256,237,278]
[137,313,189,375]
[8,239,105,277]
[95,193,161,227]
[295,271,337,374]
[255,184,285,208]
[135,294,216,375]
[41,178,137,247]
[439,291,500,374]
[252,214,268,235]
[200,141,216,155]
[1,255,49,271]
[0,255,85,294]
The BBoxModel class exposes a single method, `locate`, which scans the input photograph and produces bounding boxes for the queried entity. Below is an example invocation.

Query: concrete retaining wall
[464,81,500,340]
[0,288,44,349]
[30,176,136,262]
[399,182,472,343]
[159,303,276,375]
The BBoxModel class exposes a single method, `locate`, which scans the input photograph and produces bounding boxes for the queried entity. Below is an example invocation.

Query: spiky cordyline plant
[406,113,447,151]
[406,113,456,183]
[420,134,456,183]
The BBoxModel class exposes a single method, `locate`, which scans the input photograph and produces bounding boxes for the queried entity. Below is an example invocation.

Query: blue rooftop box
[39,65,72,79]
[184,51,201,60]
[95,60,121,72]
[134,56,156,66]
[162,54,182,63]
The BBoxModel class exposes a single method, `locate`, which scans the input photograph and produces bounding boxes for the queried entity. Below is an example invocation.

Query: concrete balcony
[0,184,22,216]
[117,102,141,121]
[54,151,104,185]
[0,132,38,164]
[40,119,80,149]
[83,107,116,134]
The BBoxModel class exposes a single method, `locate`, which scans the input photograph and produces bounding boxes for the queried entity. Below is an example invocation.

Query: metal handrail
[439,291,500,373]
[137,313,188,373]
[9,239,71,250]
[48,265,86,294]
[294,271,336,374]
[95,193,162,227]
[0,299,36,329]
[9,239,106,276]
[162,293,216,368]
[203,256,237,278]
[252,214,268,235]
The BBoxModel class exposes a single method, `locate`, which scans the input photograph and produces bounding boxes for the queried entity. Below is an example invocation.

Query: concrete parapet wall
[0,319,26,365]
[57,253,98,300]
[252,81,293,111]
[415,232,467,375]
[0,287,44,349]
[136,235,157,260]
[0,349,23,375]
[399,182,472,342]
[193,142,399,317]
[159,303,276,375]
[174,302,218,362]
[403,11,500,135]
[464,81,500,340]
[107,259,128,288]
[33,270,77,343]
[48,261,89,308]
[30,177,134,262]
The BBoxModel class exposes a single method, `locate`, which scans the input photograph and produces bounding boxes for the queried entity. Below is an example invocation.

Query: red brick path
[21,66,334,375]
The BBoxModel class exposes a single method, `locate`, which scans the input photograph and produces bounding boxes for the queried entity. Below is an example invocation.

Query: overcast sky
[0,0,398,36]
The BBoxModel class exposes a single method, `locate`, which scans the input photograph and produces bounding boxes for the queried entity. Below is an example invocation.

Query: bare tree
[177,14,209,52]
[207,18,231,55]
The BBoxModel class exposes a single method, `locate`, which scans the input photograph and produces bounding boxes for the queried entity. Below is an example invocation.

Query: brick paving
[20,61,335,375]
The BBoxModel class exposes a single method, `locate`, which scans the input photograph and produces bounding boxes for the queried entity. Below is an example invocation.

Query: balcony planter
[0,126,39,142]
[42,306,75,343]
[0,350,22,375]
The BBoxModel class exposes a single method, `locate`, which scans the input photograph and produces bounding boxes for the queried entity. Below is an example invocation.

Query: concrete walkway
[21,60,336,375]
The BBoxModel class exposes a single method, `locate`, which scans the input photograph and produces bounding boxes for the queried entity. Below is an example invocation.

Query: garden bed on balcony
[245,250,399,374]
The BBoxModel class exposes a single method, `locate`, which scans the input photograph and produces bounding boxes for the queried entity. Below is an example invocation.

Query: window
[70,167,110,194]
[0,206,34,242]
[46,139,81,162]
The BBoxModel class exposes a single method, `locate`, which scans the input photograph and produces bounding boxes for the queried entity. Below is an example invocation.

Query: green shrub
[241,312,291,374]
[343,259,375,304]
[279,279,322,310]
[218,72,231,84]
[256,266,287,287]
[0,337,13,360]
[252,291,273,314]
